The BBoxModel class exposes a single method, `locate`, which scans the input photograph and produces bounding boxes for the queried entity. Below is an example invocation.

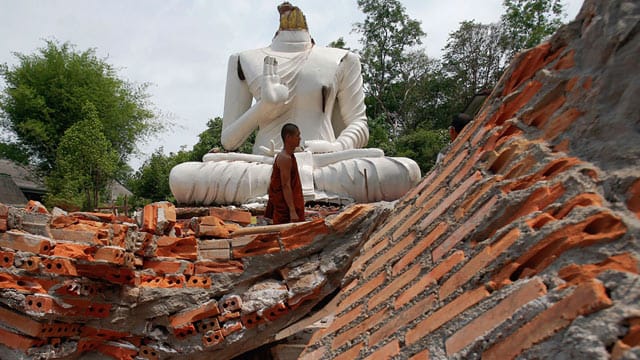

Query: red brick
[76,263,138,285]
[415,188,446,218]
[369,262,421,309]
[324,304,364,336]
[299,345,329,360]
[140,274,186,289]
[0,218,6,232]
[454,178,498,221]
[327,204,375,233]
[155,236,197,260]
[0,326,45,351]
[370,294,436,346]
[209,207,252,225]
[0,305,45,337]
[196,317,220,333]
[409,348,430,360]
[483,280,612,359]
[194,260,244,274]
[418,171,482,231]
[558,253,639,287]
[93,246,128,266]
[96,342,139,360]
[390,205,421,240]
[492,211,627,288]
[241,312,266,329]
[221,320,243,337]
[395,250,465,309]
[18,255,40,272]
[42,256,78,276]
[144,258,195,275]
[0,203,8,218]
[393,223,448,276]
[445,278,547,355]
[347,237,389,279]
[51,242,93,260]
[501,43,561,96]
[202,329,225,346]
[425,149,470,199]
[0,231,54,254]
[332,307,388,350]
[0,272,50,293]
[627,178,640,219]
[365,232,416,279]
[522,94,566,128]
[232,233,281,258]
[364,339,399,360]
[280,219,329,251]
[440,228,521,299]
[403,170,439,205]
[186,275,212,289]
[432,195,499,261]
[264,302,289,321]
[138,345,160,360]
[339,271,386,312]
[543,108,583,141]
[0,250,14,268]
[334,343,363,360]
[493,80,544,127]
[449,148,482,187]
[554,49,575,70]
[170,300,221,328]
[502,157,581,193]
[553,193,602,220]
[405,286,489,345]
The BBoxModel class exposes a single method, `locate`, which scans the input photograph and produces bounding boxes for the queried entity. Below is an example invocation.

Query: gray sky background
[0,0,584,169]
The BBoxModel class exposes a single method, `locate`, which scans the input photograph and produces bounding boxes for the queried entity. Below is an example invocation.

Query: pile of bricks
[0,198,384,359]
[301,1,640,359]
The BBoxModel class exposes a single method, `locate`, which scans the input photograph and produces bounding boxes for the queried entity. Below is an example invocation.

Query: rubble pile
[0,200,389,359]
[301,0,640,359]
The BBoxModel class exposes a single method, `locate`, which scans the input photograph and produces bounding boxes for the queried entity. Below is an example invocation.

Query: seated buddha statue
[169,2,420,205]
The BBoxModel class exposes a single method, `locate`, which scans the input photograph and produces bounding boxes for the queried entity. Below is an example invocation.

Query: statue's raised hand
[260,56,289,121]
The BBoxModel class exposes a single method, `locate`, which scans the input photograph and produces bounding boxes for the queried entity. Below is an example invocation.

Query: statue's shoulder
[311,46,354,64]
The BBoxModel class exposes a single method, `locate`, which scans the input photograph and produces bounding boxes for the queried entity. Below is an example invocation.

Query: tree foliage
[46,102,119,210]
[500,0,565,56]
[0,40,160,174]
[354,0,426,132]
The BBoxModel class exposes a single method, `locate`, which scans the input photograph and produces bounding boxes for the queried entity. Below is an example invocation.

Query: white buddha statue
[169,2,420,205]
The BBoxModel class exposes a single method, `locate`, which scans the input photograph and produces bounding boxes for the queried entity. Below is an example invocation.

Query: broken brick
[42,257,78,276]
[209,207,252,225]
[280,219,329,251]
[143,258,194,276]
[0,326,45,351]
[202,329,225,347]
[194,260,244,274]
[626,178,640,219]
[221,321,243,337]
[232,233,281,258]
[482,280,612,359]
[185,275,211,289]
[170,300,221,329]
[154,235,197,260]
[1,231,54,254]
[558,253,639,287]
[0,250,15,268]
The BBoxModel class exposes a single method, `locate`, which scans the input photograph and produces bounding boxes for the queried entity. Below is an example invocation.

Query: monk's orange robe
[265,154,305,224]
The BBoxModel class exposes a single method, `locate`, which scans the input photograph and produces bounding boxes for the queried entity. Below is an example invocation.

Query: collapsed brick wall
[0,198,390,359]
[301,0,640,359]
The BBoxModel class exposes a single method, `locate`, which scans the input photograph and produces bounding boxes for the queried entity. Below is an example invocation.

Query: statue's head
[277,2,308,31]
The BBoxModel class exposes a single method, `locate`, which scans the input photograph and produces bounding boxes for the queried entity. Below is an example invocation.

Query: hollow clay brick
[0,305,45,337]
[369,262,421,310]
[0,272,50,293]
[51,242,93,260]
[440,228,521,299]
[76,263,137,285]
[138,345,160,360]
[394,223,449,277]
[0,250,15,268]
[42,257,78,276]
[196,317,220,333]
[202,329,225,347]
[482,280,612,360]
[1,231,54,254]
[170,300,221,329]
[370,294,436,346]
[558,253,639,287]
[93,246,128,266]
[222,321,243,337]
[18,255,41,272]
[395,250,464,309]
[280,219,329,251]
[241,312,267,329]
[445,278,547,355]
[95,342,139,360]
[186,275,212,289]
[405,286,489,345]
[364,339,399,360]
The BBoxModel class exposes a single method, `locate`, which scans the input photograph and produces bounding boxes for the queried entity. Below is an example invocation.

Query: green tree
[443,21,505,104]
[328,37,349,50]
[395,128,449,174]
[500,0,565,57]
[46,102,119,210]
[353,0,426,134]
[128,147,190,203]
[0,40,160,174]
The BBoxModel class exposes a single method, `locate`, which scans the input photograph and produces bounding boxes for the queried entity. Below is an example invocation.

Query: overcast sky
[0,0,584,169]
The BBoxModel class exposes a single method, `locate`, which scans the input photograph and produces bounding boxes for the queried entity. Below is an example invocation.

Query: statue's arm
[221,54,289,151]
[221,54,256,150]
[334,52,369,150]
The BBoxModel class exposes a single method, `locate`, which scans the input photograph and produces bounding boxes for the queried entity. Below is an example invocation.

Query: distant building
[0,159,46,205]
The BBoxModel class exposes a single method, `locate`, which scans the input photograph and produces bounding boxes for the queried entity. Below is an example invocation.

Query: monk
[265,123,305,224]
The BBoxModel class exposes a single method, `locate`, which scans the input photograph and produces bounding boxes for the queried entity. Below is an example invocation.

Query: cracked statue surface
[169,2,421,205]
